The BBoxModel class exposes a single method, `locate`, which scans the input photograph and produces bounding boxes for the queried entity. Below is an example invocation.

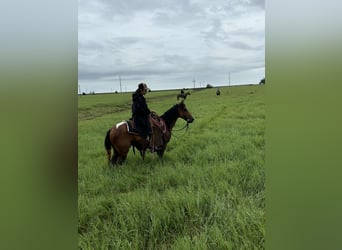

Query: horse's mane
[160,103,183,127]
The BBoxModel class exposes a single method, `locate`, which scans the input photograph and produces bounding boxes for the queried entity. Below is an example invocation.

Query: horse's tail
[104,129,112,160]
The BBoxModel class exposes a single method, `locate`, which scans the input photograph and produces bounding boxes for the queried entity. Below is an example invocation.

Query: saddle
[126,119,140,135]
[126,112,168,151]
[126,112,166,136]
[149,111,166,134]
[149,111,168,151]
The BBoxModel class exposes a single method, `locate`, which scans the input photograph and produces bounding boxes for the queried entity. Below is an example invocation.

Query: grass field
[78,85,265,249]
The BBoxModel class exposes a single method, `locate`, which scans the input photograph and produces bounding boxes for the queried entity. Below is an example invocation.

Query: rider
[131,83,152,138]
[180,88,185,97]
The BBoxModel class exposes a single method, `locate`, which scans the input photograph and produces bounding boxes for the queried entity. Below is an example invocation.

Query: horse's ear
[180,100,184,105]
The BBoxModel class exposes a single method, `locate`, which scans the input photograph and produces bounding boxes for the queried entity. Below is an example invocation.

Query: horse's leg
[106,149,112,162]
[111,147,128,165]
[104,129,113,163]
[157,149,164,158]
[118,152,128,165]
[157,144,168,158]
[116,141,131,165]
[110,148,119,165]
[141,148,147,159]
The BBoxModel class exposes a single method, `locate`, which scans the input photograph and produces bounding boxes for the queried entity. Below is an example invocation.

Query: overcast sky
[78,0,264,93]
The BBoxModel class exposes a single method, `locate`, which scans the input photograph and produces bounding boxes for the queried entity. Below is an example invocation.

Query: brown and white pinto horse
[104,101,194,165]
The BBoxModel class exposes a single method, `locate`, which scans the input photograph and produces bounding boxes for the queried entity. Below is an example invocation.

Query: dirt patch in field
[78,103,131,120]
[78,93,178,121]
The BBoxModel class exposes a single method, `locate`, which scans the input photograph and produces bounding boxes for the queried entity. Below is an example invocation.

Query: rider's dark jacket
[132,91,152,135]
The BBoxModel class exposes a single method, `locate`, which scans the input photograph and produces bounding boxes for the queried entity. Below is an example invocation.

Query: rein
[171,122,190,138]
[172,122,189,131]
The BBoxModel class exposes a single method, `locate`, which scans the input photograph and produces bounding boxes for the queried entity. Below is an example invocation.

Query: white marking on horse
[116,121,127,129]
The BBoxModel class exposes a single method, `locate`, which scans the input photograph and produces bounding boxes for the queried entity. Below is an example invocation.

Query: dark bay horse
[177,92,191,100]
[104,101,194,165]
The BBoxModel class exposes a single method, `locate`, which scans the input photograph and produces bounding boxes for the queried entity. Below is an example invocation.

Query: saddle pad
[116,121,139,135]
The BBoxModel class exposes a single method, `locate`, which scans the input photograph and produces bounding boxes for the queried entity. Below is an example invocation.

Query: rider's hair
[138,83,148,90]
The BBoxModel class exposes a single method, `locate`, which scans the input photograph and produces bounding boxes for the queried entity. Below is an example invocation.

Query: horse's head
[177,101,194,123]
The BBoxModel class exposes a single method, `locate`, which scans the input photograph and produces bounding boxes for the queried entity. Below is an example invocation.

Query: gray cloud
[228,41,263,50]
[78,40,104,53]
[250,0,265,9]
[78,0,264,92]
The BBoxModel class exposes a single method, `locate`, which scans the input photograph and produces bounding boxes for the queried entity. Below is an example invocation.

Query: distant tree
[206,84,213,88]
[259,77,265,85]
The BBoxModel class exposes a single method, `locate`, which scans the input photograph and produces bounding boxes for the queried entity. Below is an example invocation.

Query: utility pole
[193,78,196,89]
[119,75,122,93]
[228,72,231,87]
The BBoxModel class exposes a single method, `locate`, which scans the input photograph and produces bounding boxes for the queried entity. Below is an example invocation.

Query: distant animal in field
[104,101,194,165]
[177,92,191,100]
[216,88,221,96]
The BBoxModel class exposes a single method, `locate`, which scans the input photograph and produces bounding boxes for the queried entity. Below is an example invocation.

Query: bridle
[169,106,193,137]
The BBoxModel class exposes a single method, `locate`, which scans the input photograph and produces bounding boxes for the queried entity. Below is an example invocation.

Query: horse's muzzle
[187,117,194,123]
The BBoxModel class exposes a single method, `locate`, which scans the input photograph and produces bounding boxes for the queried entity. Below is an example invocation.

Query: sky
[78,0,265,93]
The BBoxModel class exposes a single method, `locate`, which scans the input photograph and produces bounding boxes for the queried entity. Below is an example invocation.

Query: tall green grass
[78,85,265,249]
